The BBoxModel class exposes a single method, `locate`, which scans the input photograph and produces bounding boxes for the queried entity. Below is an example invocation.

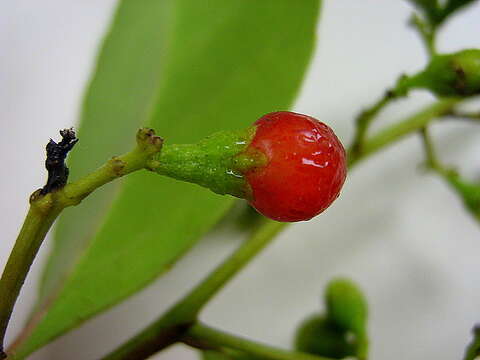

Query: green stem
[0,198,61,357]
[410,13,437,57]
[101,219,286,360]
[0,129,162,356]
[419,126,448,174]
[420,126,480,222]
[59,128,163,207]
[184,322,333,360]
[350,91,395,156]
[152,127,259,199]
[348,98,461,168]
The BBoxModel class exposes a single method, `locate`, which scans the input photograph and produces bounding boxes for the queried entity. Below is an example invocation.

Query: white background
[1,1,480,359]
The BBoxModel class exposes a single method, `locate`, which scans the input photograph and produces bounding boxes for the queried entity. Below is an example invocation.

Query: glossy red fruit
[244,111,346,222]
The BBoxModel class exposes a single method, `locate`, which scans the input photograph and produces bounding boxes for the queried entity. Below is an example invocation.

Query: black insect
[40,128,78,195]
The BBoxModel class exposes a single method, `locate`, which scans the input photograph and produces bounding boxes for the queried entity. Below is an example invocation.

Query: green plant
[1,1,479,360]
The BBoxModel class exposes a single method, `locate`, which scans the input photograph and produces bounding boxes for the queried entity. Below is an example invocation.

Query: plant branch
[419,127,445,172]
[349,90,396,157]
[348,98,461,168]
[0,128,163,357]
[419,126,480,222]
[0,197,60,359]
[184,322,333,360]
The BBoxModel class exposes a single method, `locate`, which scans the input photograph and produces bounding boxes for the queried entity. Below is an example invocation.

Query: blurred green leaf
[13,0,320,357]
[464,325,480,360]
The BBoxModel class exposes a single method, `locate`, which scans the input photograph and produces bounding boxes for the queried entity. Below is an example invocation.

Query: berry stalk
[152,127,261,199]
[0,129,163,358]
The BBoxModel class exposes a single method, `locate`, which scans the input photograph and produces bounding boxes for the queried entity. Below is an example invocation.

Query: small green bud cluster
[395,49,480,97]
[294,278,369,359]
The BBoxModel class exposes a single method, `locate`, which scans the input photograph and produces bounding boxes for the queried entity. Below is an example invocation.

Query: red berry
[244,111,346,222]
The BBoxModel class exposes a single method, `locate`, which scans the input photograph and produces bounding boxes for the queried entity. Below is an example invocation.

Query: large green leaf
[13,0,320,357]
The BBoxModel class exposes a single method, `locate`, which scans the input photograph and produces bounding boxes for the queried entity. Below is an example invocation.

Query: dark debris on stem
[40,128,78,195]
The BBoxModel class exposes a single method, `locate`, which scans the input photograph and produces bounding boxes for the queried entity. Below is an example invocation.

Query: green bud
[294,314,356,359]
[398,49,480,97]
[325,278,369,359]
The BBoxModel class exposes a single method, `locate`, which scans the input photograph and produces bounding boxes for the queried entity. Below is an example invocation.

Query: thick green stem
[0,198,61,357]
[152,127,260,199]
[184,322,333,360]
[101,219,286,360]
[350,92,395,156]
[420,126,480,222]
[419,127,447,173]
[348,98,461,168]
[0,129,162,357]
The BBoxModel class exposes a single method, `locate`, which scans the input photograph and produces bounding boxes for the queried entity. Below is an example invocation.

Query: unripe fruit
[294,314,356,359]
[243,112,347,222]
[397,49,480,97]
[325,278,368,336]
[325,278,369,360]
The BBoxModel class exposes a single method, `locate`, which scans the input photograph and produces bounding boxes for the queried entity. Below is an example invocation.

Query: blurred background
[1,1,480,359]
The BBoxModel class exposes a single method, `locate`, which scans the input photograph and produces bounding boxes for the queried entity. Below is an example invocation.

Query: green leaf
[13,0,320,358]
[464,325,480,360]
